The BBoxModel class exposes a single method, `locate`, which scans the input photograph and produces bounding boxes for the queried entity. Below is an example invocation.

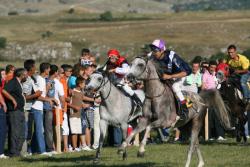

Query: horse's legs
[126,117,149,144]
[119,117,149,158]
[138,125,151,157]
[94,119,108,163]
[195,140,204,167]
[185,116,204,167]
[118,123,128,159]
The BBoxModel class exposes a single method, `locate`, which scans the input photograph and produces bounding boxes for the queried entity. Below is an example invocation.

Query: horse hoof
[137,151,145,158]
[117,149,124,155]
[123,152,127,160]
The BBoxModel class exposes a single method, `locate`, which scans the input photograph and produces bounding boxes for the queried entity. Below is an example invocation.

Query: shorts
[69,117,82,134]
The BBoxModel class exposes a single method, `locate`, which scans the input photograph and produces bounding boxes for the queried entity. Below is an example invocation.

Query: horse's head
[85,72,105,92]
[127,56,149,82]
[216,70,226,84]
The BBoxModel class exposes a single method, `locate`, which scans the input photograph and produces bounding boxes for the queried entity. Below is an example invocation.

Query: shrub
[99,11,113,21]
[8,11,18,16]
[41,31,53,39]
[68,8,74,14]
[0,37,7,49]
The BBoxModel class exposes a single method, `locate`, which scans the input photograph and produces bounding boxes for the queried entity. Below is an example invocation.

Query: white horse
[85,72,144,163]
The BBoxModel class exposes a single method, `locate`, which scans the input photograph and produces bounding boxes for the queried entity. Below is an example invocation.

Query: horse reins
[132,56,168,99]
[93,72,112,100]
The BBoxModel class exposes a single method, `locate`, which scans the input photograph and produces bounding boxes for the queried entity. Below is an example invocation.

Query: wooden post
[205,108,209,141]
[55,107,61,153]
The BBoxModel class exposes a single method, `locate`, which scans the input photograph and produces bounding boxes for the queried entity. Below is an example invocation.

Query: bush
[68,8,74,14]
[8,11,18,16]
[99,11,113,21]
[0,37,7,49]
[41,31,53,39]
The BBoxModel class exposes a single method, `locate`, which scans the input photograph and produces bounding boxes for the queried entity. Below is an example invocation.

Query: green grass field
[1,140,249,167]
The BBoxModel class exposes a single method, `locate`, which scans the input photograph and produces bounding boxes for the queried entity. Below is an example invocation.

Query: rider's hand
[94,98,101,104]
[162,74,172,80]
[109,69,116,73]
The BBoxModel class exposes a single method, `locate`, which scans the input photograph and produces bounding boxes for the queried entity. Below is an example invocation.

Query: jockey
[105,49,143,109]
[149,39,192,119]
[227,44,250,104]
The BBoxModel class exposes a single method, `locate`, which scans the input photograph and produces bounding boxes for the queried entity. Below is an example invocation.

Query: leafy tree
[100,11,113,21]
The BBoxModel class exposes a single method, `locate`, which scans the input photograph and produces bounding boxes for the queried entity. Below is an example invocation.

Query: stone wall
[0,41,72,61]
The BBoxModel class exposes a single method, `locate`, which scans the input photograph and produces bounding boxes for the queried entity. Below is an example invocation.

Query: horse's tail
[199,89,231,129]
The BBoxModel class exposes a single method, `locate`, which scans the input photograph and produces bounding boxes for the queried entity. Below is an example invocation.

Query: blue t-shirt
[68,76,77,89]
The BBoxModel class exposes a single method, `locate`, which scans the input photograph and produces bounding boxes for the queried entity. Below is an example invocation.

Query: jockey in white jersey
[105,49,143,109]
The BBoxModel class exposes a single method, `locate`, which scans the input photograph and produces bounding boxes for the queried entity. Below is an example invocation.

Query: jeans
[31,108,46,153]
[113,127,122,146]
[0,108,7,155]
[81,110,87,135]
[240,72,250,99]
[8,110,25,157]
[21,110,34,155]
[44,110,54,152]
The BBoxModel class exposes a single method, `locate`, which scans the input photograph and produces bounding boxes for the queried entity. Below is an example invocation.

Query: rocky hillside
[1,0,250,16]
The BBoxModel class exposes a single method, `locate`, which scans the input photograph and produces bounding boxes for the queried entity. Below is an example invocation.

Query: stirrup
[186,98,193,108]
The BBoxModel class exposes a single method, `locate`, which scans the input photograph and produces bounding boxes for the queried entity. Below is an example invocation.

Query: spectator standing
[2,68,27,157]
[31,63,55,155]
[59,64,72,152]
[43,65,59,153]
[69,77,90,151]
[0,69,7,158]
[22,59,42,156]
[5,64,15,83]
[202,61,225,141]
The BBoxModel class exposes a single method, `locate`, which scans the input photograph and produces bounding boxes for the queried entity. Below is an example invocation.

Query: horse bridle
[131,56,167,99]
[92,72,112,100]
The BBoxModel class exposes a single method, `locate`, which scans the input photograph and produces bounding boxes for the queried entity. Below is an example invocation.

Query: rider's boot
[132,93,143,107]
[179,100,192,120]
[131,93,143,116]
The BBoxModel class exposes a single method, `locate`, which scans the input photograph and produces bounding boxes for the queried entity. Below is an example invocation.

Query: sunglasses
[150,46,161,53]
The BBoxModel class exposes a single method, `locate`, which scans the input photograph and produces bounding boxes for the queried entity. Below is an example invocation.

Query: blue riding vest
[153,50,192,76]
